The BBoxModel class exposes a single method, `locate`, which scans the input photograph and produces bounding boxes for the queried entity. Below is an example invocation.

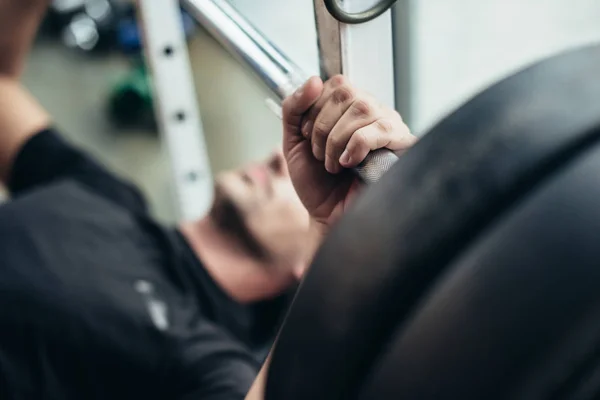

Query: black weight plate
[266,43,600,400]
[358,136,600,400]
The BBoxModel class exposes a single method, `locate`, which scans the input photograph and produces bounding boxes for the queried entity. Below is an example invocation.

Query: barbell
[266,43,600,400]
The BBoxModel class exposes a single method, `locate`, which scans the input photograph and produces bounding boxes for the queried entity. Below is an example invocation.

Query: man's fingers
[312,82,356,163]
[339,114,416,168]
[304,75,346,157]
[288,74,417,172]
[305,75,346,124]
[324,96,380,173]
[338,123,388,169]
[282,76,323,133]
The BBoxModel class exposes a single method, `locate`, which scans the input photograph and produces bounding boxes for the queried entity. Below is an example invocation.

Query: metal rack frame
[136,0,396,220]
[136,0,213,221]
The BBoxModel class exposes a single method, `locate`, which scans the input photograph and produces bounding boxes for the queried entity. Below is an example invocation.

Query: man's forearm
[244,221,327,400]
[0,78,50,183]
[0,1,52,183]
[245,355,271,400]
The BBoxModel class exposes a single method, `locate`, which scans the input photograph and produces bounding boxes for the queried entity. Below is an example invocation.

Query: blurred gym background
[23,0,600,223]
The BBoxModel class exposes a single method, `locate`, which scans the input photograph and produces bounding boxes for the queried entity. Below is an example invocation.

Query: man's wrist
[309,218,329,237]
[305,219,329,264]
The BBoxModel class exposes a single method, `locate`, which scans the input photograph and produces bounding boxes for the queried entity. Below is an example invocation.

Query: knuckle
[312,121,330,138]
[331,86,354,105]
[350,99,372,118]
[329,74,346,87]
[353,128,370,148]
[375,118,394,134]
[327,135,345,151]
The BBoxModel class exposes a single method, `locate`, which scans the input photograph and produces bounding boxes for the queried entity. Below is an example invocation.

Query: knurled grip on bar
[354,149,399,184]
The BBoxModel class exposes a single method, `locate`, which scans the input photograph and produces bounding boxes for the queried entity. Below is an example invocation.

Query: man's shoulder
[0,179,175,299]
[0,179,152,242]
[2,179,127,213]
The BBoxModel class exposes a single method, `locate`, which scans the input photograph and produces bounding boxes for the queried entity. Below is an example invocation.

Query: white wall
[408,0,600,134]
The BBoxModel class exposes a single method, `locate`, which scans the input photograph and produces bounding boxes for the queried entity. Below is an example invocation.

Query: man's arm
[0,78,50,183]
[245,74,416,399]
[0,0,51,183]
[244,223,327,400]
[0,2,148,213]
[245,358,269,400]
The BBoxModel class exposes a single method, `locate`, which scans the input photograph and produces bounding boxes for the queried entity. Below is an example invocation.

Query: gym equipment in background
[48,0,195,55]
[116,8,196,55]
[324,0,398,24]
[107,58,155,128]
[136,0,214,222]
[48,0,130,53]
[45,0,87,33]
[103,5,196,129]
[106,5,197,129]
[266,43,600,400]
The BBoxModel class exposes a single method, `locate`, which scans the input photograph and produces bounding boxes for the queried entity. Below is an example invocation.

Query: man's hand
[282,75,417,230]
[244,78,417,400]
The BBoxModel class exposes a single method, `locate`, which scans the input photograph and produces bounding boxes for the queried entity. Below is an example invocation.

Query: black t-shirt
[0,130,290,399]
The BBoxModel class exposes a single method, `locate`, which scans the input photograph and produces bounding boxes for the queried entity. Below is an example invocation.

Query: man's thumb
[282,77,323,130]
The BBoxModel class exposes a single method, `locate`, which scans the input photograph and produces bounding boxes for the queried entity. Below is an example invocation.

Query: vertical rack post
[314,0,396,108]
[136,0,213,221]
[339,0,396,108]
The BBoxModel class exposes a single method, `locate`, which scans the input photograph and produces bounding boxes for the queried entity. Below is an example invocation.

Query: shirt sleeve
[7,128,149,215]
[167,318,262,400]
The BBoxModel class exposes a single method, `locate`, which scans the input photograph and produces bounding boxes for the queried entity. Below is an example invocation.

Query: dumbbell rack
[136,0,213,222]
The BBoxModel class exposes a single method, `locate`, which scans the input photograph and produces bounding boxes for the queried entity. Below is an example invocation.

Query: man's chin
[208,191,268,261]
[209,186,244,234]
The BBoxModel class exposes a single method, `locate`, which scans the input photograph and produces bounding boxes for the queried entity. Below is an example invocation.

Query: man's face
[213,150,310,269]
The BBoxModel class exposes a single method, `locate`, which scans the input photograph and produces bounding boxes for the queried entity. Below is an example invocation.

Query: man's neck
[179,216,285,304]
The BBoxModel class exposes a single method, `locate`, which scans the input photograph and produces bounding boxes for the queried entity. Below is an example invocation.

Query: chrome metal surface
[182,0,306,99]
[313,0,342,80]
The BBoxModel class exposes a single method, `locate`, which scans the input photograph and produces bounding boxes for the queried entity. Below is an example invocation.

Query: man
[0,1,416,399]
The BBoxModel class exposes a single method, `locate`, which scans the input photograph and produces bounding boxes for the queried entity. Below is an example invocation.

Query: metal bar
[340,0,396,109]
[312,0,343,80]
[392,0,414,128]
[182,0,307,100]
